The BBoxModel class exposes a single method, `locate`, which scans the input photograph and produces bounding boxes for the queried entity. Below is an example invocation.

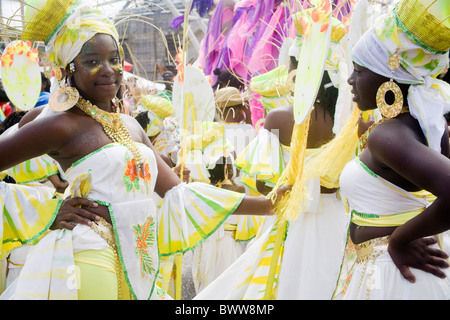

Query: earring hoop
[49,86,80,112]
[376,51,404,119]
[376,81,404,118]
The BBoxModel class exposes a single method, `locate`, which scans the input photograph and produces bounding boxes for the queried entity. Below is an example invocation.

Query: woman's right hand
[173,164,190,183]
[51,197,102,230]
[388,236,449,283]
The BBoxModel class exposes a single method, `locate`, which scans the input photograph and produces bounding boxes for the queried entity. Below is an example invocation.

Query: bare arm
[0,112,72,171]
[18,106,45,128]
[256,179,272,196]
[368,118,450,281]
[134,117,289,215]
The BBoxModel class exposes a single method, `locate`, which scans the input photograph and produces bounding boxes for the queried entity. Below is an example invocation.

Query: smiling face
[70,33,123,108]
[348,62,390,112]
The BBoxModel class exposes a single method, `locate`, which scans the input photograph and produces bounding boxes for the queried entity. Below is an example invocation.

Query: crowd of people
[0,0,450,301]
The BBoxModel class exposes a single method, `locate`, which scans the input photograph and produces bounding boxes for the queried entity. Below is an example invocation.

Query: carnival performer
[335,0,450,299]
[213,88,262,241]
[195,11,358,300]
[0,0,286,300]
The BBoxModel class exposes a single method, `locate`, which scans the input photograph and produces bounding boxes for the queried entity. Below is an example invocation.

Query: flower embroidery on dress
[133,216,156,277]
[139,161,152,192]
[156,287,168,300]
[123,152,151,193]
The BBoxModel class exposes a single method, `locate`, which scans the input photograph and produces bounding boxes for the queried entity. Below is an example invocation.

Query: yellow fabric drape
[74,248,131,300]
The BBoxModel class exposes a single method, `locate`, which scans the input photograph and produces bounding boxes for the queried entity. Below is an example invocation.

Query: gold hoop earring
[376,81,403,118]
[376,51,404,119]
[49,86,80,112]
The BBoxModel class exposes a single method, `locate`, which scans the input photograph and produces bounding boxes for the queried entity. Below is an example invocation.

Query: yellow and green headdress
[5,0,123,112]
[22,0,120,70]
[249,65,294,112]
[182,122,235,182]
[139,95,175,137]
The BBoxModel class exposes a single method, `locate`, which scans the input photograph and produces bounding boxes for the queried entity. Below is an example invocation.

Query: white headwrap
[46,3,120,70]
[352,10,450,152]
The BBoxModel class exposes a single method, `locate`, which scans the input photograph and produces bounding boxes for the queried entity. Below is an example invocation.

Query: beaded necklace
[76,97,145,173]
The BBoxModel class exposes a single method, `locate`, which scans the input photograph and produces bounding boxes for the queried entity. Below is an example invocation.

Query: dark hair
[0,111,26,135]
[315,70,338,119]
[41,72,51,92]
[444,112,450,123]
[212,69,244,91]
[0,84,9,103]
[207,156,230,185]
[290,56,337,119]
[134,111,150,131]
[441,69,450,84]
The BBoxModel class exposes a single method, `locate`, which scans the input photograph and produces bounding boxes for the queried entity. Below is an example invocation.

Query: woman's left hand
[388,236,449,283]
[51,197,102,230]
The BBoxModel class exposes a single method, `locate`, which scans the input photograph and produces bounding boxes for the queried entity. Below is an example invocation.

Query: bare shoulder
[367,114,449,181]
[18,106,46,128]
[17,110,75,140]
[264,106,294,131]
[0,110,78,170]
[368,115,426,157]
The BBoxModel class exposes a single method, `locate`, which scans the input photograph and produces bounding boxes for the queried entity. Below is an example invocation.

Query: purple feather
[170,15,185,30]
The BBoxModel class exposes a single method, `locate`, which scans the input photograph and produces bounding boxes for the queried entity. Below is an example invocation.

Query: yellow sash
[351,190,435,227]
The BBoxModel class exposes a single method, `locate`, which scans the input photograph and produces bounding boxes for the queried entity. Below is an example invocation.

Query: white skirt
[277,192,348,299]
[343,235,450,300]
[194,192,348,300]
[192,223,244,294]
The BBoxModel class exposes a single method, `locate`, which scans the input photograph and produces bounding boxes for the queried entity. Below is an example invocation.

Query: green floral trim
[69,143,120,170]
[123,152,141,193]
[393,8,448,55]
[70,142,148,171]
[239,178,258,192]
[234,132,284,177]
[97,199,158,301]
[233,161,281,177]
[133,216,157,276]
[235,235,256,243]
[232,163,280,183]
[16,170,60,185]
[351,209,380,219]
[331,225,352,299]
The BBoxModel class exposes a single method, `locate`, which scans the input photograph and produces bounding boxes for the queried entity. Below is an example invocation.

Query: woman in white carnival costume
[195,5,359,300]
[334,0,450,299]
[0,0,285,300]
